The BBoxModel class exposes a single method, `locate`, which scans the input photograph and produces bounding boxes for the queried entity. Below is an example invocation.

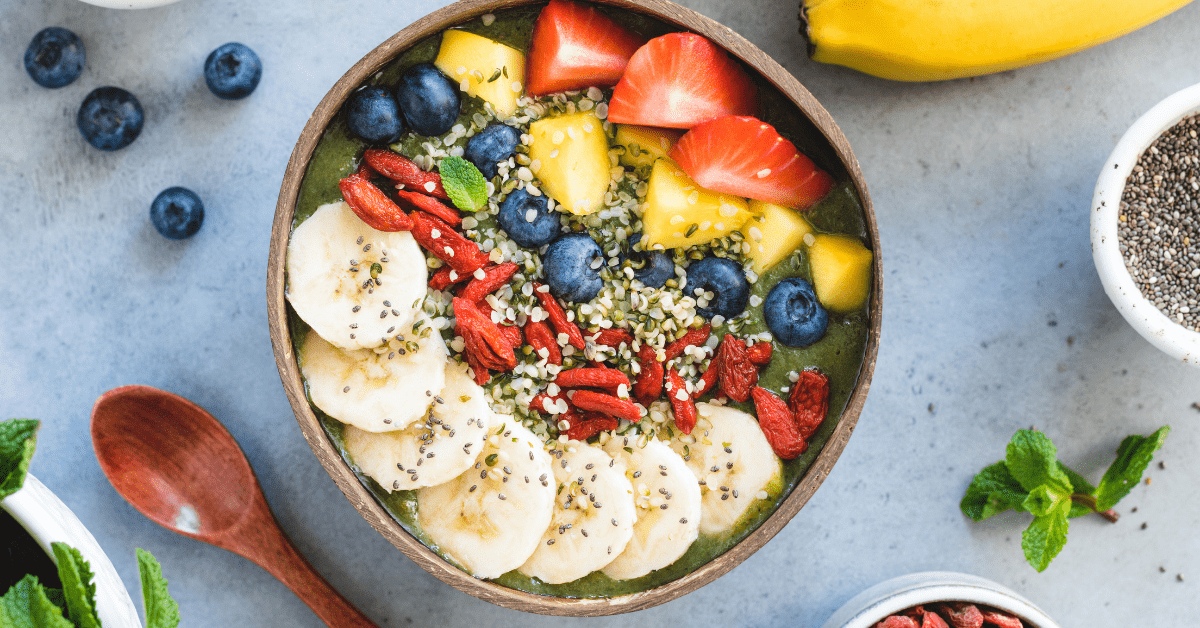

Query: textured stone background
[2,0,1198,626]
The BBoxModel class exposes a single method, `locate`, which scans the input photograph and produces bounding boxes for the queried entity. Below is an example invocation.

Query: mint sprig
[51,544,100,628]
[438,156,488,212]
[961,426,1169,572]
[0,575,74,628]
[137,549,180,628]
[0,418,39,500]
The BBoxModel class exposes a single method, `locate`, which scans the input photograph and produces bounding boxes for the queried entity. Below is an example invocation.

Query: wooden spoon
[90,385,377,628]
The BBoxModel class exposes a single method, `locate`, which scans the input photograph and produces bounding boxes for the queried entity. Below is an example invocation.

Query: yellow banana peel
[802,0,1195,82]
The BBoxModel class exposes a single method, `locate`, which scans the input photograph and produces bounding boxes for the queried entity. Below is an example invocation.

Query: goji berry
[569,390,642,422]
[693,359,721,398]
[462,347,491,385]
[555,367,630,390]
[363,148,450,200]
[934,604,984,628]
[564,410,618,441]
[532,283,585,349]
[921,611,950,628]
[751,386,806,459]
[665,368,696,434]
[747,341,773,366]
[355,160,376,180]
[339,174,414,232]
[460,262,519,303]
[632,345,664,406]
[976,609,1020,628]
[410,212,489,275]
[453,297,516,372]
[789,368,830,440]
[875,617,919,628]
[523,319,562,365]
[499,324,522,349]
[529,391,566,415]
[395,189,461,226]
[591,328,634,348]
[715,334,757,402]
[428,265,466,292]
[663,323,711,361]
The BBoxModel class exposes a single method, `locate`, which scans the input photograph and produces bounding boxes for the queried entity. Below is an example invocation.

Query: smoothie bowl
[267,0,880,615]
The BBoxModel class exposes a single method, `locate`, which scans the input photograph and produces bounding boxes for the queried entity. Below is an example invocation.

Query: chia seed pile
[1118,113,1200,332]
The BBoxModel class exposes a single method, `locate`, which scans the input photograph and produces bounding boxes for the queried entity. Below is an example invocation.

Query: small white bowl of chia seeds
[1092,82,1200,367]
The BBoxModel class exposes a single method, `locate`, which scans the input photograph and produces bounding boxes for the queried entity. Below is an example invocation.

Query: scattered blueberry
[686,256,749,319]
[396,63,460,136]
[498,189,560,248]
[345,85,404,144]
[624,234,674,289]
[150,187,205,239]
[543,233,603,303]
[204,43,261,100]
[465,124,520,179]
[24,27,85,88]
[77,87,144,151]
[763,278,828,347]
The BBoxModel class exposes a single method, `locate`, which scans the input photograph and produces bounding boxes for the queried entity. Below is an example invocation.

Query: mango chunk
[742,200,814,273]
[434,30,526,118]
[528,111,611,215]
[615,124,683,170]
[643,159,751,249]
[808,233,873,312]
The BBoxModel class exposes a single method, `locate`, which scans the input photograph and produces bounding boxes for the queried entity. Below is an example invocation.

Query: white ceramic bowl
[1,474,141,628]
[1091,82,1200,367]
[76,0,182,9]
[819,571,1060,628]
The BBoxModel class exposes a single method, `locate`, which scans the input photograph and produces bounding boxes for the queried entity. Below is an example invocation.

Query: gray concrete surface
[2,0,1198,626]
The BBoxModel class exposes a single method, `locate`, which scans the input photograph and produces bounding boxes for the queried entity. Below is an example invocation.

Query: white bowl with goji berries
[269,0,880,614]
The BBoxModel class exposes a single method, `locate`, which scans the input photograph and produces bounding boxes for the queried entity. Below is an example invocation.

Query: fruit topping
[453,297,518,374]
[625,234,674,289]
[751,386,807,459]
[608,33,757,129]
[564,411,618,441]
[497,189,561,248]
[460,262,519,303]
[362,149,450,200]
[542,232,603,302]
[665,367,697,434]
[396,63,461,137]
[24,27,84,89]
[409,211,490,274]
[345,86,405,145]
[77,86,144,151]
[527,111,610,215]
[807,233,873,312]
[531,283,586,349]
[395,189,460,226]
[464,123,521,179]
[526,0,646,96]
[523,319,562,365]
[641,159,752,249]
[632,345,664,407]
[555,367,630,391]
[204,43,262,100]
[741,199,814,273]
[149,187,205,240]
[569,390,642,422]
[713,334,757,402]
[590,328,634,349]
[670,115,833,209]
[614,124,682,171]
[339,174,414,232]
[763,277,828,347]
[788,369,829,444]
[685,256,750,320]
[434,30,526,117]
[662,323,711,361]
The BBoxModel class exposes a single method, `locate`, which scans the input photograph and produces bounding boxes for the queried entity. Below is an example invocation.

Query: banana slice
[600,437,701,580]
[287,200,427,350]
[670,403,783,536]
[343,362,490,490]
[417,419,555,580]
[298,312,448,432]
[518,442,637,585]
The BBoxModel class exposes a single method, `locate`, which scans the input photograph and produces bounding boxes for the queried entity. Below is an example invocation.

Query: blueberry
[25,27,85,88]
[465,124,520,179]
[204,43,261,100]
[686,256,749,319]
[498,189,560,248]
[763,278,828,347]
[77,87,144,151]
[625,234,674,289]
[150,187,204,239]
[396,63,460,137]
[345,85,404,144]
[543,233,603,303]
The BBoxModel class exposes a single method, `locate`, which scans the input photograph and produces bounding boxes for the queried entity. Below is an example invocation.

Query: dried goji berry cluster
[876,602,1025,628]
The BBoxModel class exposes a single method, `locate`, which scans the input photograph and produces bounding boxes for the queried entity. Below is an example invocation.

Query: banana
[417,419,555,580]
[518,442,637,585]
[342,361,491,491]
[670,403,782,536]
[600,436,701,581]
[287,200,427,350]
[298,312,448,432]
[802,0,1193,82]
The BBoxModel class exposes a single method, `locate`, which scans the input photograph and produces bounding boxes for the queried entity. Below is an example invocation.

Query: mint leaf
[0,419,39,499]
[1021,496,1071,572]
[1021,484,1068,517]
[1057,463,1097,518]
[1005,429,1071,494]
[0,574,74,628]
[960,461,1028,521]
[1095,426,1169,511]
[51,542,100,628]
[438,156,488,212]
[138,548,181,628]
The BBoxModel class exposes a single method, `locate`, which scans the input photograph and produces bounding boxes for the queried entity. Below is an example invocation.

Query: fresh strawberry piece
[978,609,1022,628]
[569,390,642,422]
[339,174,413,231]
[460,262,519,303]
[751,386,807,459]
[555,367,631,390]
[747,341,772,365]
[363,149,449,200]
[664,367,696,434]
[409,212,490,274]
[608,33,756,129]
[532,283,586,349]
[395,189,461,226]
[662,323,711,361]
[526,0,646,96]
[564,410,618,441]
[788,368,830,440]
[715,334,757,402]
[632,345,664,406]
[524,319,563,365]
[590,328,634,348]
[670,115,833,209]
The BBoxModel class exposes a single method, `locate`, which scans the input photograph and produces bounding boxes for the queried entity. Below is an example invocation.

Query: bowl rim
[267,0,882,615]
[1091,81,1200,366]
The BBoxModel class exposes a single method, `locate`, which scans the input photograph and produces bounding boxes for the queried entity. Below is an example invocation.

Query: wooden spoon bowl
[268,0,881,616]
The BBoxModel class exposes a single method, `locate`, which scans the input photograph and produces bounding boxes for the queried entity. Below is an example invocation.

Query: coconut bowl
[267,0,880,615]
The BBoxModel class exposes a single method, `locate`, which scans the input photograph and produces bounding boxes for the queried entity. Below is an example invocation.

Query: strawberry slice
[607,33,756,129]
[526,0,646,96]
[669,115,834,209]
